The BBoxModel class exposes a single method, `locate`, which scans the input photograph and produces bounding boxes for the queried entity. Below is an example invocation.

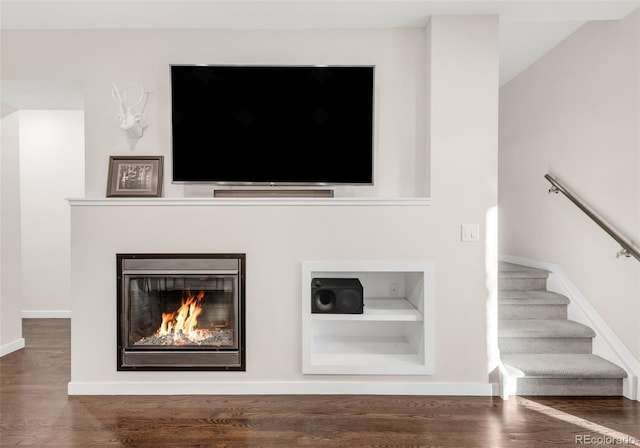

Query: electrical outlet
[390,282,398,297]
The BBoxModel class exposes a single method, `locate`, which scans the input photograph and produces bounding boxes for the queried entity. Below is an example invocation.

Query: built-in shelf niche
[301,261,434,375]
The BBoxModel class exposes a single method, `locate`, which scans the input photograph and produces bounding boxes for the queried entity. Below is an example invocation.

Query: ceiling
[1,0,639,105]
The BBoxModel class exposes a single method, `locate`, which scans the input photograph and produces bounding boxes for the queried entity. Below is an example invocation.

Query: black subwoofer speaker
[311,278,364,314]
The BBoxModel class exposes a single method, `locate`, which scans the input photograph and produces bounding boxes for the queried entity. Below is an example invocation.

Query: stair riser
[499,337,592,354]
[514,378,623,396]
[499,305,567,320]
[499,278,547,291]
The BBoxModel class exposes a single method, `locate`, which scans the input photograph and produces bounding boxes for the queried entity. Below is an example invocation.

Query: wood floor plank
[1,319,638,447]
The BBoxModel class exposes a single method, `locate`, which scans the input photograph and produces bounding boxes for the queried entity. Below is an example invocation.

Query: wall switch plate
[461,224,480,242]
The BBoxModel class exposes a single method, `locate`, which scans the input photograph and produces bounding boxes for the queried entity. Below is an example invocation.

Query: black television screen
[170,65,374,185]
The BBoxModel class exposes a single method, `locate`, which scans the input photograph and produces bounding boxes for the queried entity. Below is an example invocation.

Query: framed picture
[106,156,163,197]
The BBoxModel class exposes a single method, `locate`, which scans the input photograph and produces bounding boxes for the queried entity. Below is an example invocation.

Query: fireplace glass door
[117,254,245,371]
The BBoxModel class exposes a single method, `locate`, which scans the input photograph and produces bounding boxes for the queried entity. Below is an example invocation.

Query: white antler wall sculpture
[111,74,151,150]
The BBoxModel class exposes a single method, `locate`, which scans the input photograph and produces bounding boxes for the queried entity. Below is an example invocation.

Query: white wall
[2,19,499,392]
[1,28,428,199]
[18,110,84,314]
[0,111,25,356]
[428,16,500,381]
[500,11,640,360]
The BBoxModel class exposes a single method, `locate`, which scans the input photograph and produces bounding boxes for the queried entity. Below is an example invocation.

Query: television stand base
[213,189,334,199]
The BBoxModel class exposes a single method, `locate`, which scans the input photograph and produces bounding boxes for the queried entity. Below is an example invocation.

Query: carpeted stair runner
[499,262,626,396]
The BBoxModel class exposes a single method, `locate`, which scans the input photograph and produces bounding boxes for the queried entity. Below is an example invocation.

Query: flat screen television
[170,65,374,185]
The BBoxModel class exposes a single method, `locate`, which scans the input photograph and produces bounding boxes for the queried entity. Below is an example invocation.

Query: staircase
[498,262,627,396]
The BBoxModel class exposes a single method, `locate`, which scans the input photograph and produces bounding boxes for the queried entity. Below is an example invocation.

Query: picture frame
[106,156,164,197]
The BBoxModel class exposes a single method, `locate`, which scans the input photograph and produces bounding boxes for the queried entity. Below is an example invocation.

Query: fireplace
[117,254,245,371]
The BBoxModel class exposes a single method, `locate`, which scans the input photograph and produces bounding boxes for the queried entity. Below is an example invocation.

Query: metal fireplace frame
[116,253,246,371]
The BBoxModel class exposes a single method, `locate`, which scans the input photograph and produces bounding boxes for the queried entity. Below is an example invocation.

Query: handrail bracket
[616,248,632,259]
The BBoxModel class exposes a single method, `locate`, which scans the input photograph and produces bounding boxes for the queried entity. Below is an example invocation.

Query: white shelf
[301,261,434,375]
[67,197,431,207]
[311,297,423,321]
[310,336,428,374]
[313,335,414,355]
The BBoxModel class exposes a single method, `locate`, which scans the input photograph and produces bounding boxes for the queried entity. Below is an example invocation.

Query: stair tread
[499,262,549,279]
[499,319,595,338]
[500,290,570,305]
[502,354,627,379]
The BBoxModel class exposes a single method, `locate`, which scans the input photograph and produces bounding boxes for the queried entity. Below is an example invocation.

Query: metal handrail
[544,174,640,261]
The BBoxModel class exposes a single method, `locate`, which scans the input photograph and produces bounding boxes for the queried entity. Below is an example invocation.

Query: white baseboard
[22,310,71,318]
[500,254,640,402]
[68,381,495,396]
[1,338,25,357]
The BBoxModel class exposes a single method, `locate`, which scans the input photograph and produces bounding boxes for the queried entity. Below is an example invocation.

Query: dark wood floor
[1,319,639,447]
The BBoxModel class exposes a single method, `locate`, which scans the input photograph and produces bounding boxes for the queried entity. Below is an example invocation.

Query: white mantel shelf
[67,197,432,207]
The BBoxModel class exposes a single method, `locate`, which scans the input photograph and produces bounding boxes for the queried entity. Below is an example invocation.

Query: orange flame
[157,290,206,343]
